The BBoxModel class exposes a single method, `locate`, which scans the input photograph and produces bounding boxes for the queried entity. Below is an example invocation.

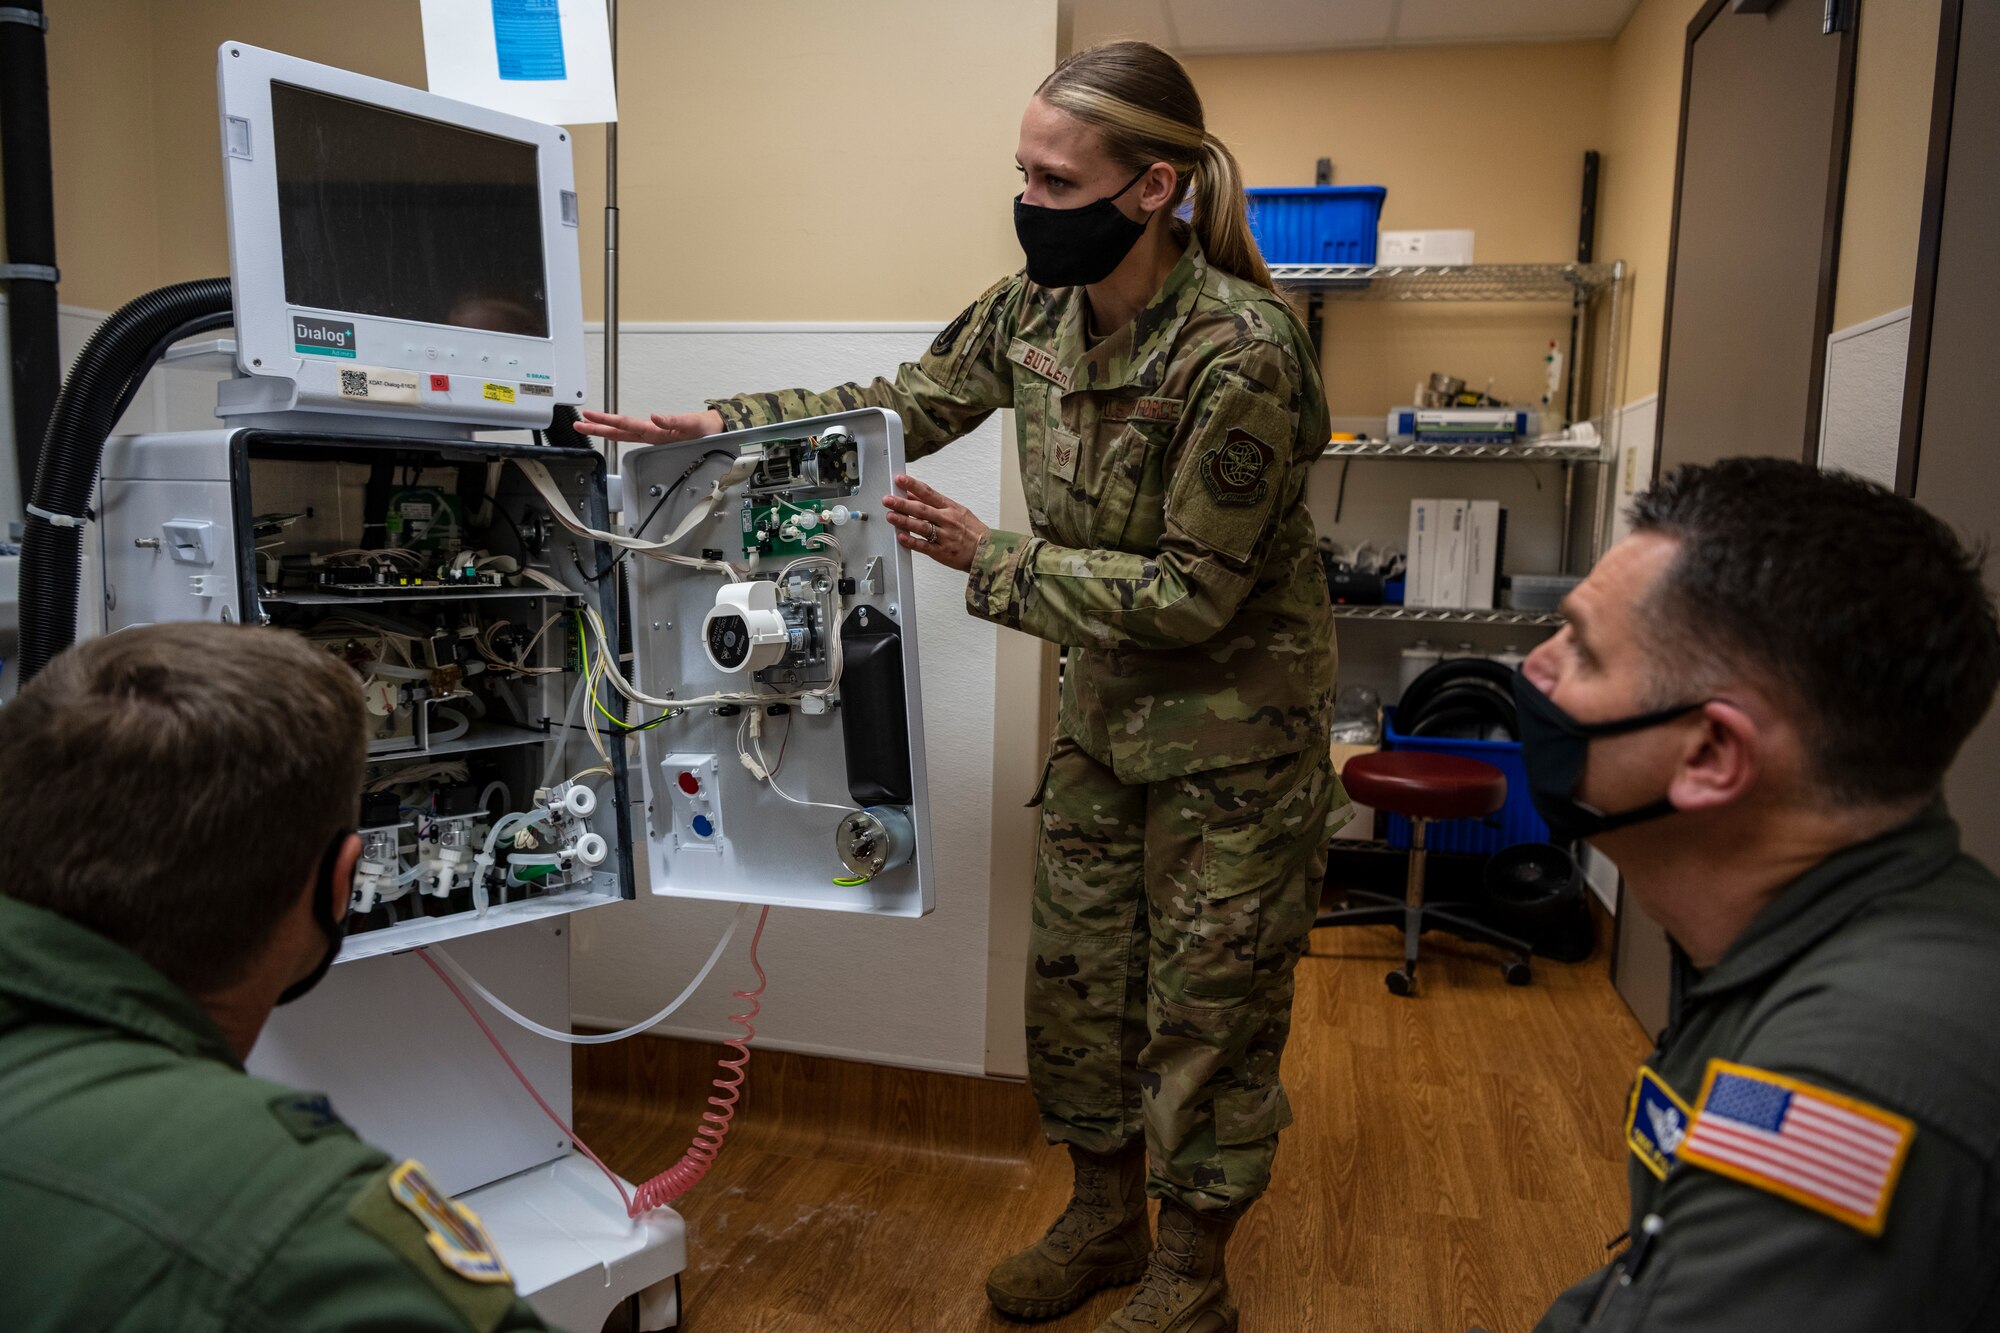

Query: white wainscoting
[1818,306,1910,488]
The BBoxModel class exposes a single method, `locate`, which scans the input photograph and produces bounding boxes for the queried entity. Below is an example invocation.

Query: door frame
[1652,0,1860,478]
[1895,0,1966,497]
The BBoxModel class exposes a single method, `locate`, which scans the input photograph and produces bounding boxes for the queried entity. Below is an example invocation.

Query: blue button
[691,814,714,838]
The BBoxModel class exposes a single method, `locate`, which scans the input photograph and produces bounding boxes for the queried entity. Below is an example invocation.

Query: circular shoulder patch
[1198,428,1275,507]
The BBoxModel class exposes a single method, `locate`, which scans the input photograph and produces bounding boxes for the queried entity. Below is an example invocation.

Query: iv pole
[603,0,619,427]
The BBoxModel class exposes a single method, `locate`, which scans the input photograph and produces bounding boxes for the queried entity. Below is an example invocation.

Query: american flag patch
[1679,1060,1915,1236]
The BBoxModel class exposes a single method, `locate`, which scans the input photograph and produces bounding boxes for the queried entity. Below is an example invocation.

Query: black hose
[1,0,58,513]
[19,277,234,680]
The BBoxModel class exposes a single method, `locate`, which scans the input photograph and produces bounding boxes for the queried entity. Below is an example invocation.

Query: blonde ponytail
[1190,133,1272,291]
[1037,41,1275,291]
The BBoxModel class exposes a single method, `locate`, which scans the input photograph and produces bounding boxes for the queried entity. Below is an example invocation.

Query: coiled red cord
[416,904,769,1219]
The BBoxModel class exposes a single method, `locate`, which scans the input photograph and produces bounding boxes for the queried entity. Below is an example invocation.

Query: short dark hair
[1629,458,2000,805]
[0,624,367,993]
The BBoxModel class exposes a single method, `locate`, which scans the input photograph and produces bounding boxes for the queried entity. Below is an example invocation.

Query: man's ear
[1668,701,1761,812]
[329,832,362,926]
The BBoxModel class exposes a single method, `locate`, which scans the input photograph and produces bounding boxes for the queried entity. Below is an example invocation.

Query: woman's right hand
[574,408,725,445]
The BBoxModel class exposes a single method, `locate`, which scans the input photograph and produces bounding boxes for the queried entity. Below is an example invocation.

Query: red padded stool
[1317,752,1532,995]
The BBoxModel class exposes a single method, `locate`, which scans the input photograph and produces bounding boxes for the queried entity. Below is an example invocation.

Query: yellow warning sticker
[482,382,517,404]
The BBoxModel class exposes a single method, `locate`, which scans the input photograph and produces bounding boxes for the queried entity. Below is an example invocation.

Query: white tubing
[478,781,511,817]
[430,707,471,744]
[428,904,748,1045]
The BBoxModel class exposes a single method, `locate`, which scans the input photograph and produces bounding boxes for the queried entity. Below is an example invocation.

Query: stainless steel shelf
[1331,605,1564,628]
[1271,262,1621,300]
[1320,438,1606,463]
[368,722,554,763]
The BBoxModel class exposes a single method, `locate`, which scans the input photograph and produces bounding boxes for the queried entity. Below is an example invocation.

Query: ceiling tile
[1392,0,1642,44]
[1167,0,1397,53]
[1069,0,1176,51]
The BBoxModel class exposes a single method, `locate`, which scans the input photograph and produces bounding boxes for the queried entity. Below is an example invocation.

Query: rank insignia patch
[1625,1066,1692,1180]
[389,1160,512,1284]
[1679,1060,1915,1236]
[1199,428,1274,506]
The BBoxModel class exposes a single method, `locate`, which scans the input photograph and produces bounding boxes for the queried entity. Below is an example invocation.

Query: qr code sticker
[340,369,369,397]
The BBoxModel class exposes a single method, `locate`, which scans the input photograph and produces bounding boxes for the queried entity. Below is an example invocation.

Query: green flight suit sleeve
[706,273,1020,463]
[965,335,1303,652]
[1533,1000,2000,1332]
[240,1161,555,1333]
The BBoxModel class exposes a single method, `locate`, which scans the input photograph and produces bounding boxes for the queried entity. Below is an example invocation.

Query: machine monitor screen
[271,82,549,339]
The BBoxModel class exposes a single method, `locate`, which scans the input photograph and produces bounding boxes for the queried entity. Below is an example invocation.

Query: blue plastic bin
[1378,707,1549,855]
[1245,186,1386,265]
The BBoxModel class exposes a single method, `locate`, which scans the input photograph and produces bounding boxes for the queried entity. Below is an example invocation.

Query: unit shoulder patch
[1198,428,1274,507]
[1625,1066,1692,1180]
[347,1160,520,1332]
[1677,1059,1916,1237]
[931,300,975,358]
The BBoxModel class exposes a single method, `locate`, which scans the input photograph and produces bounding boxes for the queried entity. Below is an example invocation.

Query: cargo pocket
[1173,820,1270,1005]
[1174,752,1329,1005]
[1213,1081,1293,1147]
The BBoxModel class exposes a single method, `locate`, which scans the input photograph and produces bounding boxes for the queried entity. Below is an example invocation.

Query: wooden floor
[574,919,1651,1333]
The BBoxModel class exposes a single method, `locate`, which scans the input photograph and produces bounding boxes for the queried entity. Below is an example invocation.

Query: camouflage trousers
[1026,735,1343,1216]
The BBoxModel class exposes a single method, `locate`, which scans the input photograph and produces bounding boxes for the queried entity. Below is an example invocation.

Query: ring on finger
[926,522,939,544]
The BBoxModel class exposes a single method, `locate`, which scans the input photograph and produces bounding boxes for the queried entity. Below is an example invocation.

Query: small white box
[1378,229,1476,266]
[1406,499,1438,608]
[1431,500,1469,608]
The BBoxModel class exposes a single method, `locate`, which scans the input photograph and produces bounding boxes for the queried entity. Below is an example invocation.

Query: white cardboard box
[1464,500,1505,610]
[1378,229,1476,266]
[1430,499,1469,608]
[1406,498,1438,608]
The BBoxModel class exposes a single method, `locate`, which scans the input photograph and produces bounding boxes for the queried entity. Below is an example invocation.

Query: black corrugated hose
[19,277,234,681]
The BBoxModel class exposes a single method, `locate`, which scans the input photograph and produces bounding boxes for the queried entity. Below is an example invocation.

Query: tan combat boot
[1093,1200,1238,1332]
[986,1143,1152,1319]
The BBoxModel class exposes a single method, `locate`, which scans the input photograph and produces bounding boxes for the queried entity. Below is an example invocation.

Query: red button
[429,374,450,392]
[677,771,701,795]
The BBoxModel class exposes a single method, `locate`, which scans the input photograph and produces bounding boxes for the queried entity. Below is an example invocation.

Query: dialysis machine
[72,43,933,1331]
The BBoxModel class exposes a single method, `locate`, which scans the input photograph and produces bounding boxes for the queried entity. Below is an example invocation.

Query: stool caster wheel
[1503,960,1532,987]
[1385,969,1414,997]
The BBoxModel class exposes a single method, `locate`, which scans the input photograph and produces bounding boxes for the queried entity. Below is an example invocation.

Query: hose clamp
[0,263,60,284]
[0,8,49,30]
[26,503,88,529]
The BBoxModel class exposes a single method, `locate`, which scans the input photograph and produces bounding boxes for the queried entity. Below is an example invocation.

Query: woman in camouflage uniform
[578,41,1343,1333]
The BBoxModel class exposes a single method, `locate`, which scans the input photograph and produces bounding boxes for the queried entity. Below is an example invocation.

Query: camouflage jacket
[710,233,1335,783]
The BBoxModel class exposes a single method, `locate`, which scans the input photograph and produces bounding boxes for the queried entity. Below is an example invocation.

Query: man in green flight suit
[0,623,554,1332]
[1510,459,2000,1331]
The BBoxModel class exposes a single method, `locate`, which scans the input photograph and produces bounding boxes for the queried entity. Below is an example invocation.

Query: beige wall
[48,0,1053,323]
[1835,0,1942,328]
[1186,44,1615,416]
[1595,0,1943,405]
[46,0,163,311]
[1598,0,1707,406]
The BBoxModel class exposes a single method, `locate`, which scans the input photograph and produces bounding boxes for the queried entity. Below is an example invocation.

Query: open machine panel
[94,408,934,950]
[97,430,634,963]
[623,408,934,918]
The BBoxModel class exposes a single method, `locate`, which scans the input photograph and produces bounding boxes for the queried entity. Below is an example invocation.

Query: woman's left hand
[884,473,988,572]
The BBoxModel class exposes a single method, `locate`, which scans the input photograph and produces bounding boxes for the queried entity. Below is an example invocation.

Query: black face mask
[277,831,354,1007]
[1512,672,1704,845]
[1013,166,1153,288]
